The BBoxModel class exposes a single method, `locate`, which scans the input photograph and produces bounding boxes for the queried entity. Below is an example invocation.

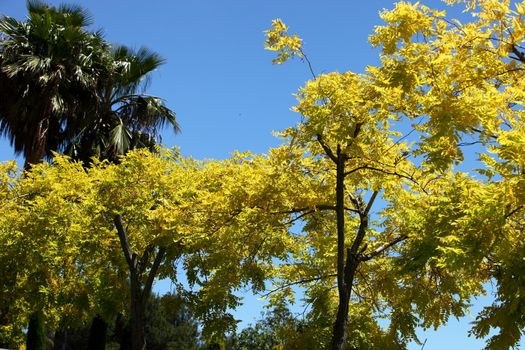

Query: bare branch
[138,245,154,275]
[458,141,484,147]
[299,48,316,79]
[285,210,315,225]
[270,204,336,215]
[349,214,369,257]
[353,123,363,139]
[511,45,525,64]
[470,127,498,140]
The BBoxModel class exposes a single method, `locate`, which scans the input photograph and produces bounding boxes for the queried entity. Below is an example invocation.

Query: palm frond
[110,121,132,155]
[112,45,165,95]
[26,0,49,16]
[114,95,179,134]
[0,16,25,38]
[57,3,93,27]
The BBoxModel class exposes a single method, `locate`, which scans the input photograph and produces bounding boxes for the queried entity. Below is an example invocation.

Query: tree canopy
[1,1,525,350]
[263,1,525,348]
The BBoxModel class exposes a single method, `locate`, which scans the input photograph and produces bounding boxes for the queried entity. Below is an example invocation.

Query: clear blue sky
[1,1,523,349]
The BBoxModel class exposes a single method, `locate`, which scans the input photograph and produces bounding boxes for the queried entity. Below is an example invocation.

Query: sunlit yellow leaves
[370,2,443,54]
[2,1,525,347]
[442,0,478,9]
[264,19,303,64]
[392,163,524,348]
[369,0,525,175]
[262,6,480,345]
[1,150,309,341]
[290,71,405,164]
[477,0,511,23]
[494,122,525,170]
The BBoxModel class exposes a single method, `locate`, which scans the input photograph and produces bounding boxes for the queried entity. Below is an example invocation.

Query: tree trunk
[53,330,67,350]
[23,85,58,170]
[329,146,367,350]
[331,259,359,350]
[88,315,108,350]
[130,273,146,350]
[332,290,350,350]
[24,116,49,170]
[26,311,46,350]
[330,148,350,350]
[113,216,165,350]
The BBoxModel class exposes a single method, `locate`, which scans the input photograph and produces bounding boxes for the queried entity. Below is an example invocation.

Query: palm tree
[0,0,107,169]
[65,45,180,164]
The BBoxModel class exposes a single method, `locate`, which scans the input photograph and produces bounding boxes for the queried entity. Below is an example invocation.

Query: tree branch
[470,127,497,140]
[138,245,154,275]
[285,210,315,225]
[511,45,525,64]
[114,214,134,270]
[143,247,166,301]
[364,190,379,216]
[505,205,523,219]
[316,134,338,163]
[352,123,363,139]
[344,165,415,183]
[349,214,369,257]
[260,273,337,298]
[270,204,336,214]
[299,48,316,79]
[360,235,408,262]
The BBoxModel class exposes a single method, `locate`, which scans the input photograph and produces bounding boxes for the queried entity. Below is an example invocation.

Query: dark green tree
[144,293,200,350]
[0,1,179,168]
[64,45,179,164]
[226,305,301,350]
[0,0,107,168]
[64,293,201,350]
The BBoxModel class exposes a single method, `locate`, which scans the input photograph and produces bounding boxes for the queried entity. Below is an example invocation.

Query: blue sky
[1,1,523,348]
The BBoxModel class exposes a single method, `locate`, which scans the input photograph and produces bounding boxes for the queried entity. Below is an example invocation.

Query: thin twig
[361,235,408,261]
[299,48,316,79]
[261,273,337,298]
[505,205,523,219]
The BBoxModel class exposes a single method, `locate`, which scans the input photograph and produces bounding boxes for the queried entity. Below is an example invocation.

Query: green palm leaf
[110,121,132,155]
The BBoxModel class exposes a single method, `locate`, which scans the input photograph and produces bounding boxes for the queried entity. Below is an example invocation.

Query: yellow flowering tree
[0,149,306,349]
[264,3,525,348]
[369,1,525,348]
[264,21,458,350]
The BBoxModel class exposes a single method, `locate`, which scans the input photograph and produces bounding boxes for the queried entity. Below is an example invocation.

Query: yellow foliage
[264,19,303,64]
